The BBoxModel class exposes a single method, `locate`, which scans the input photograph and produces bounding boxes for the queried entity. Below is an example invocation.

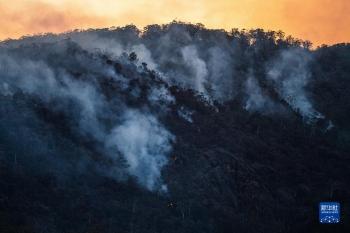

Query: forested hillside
[0,22,349,233]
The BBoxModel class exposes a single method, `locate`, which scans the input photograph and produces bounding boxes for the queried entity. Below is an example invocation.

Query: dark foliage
[0,22,349,233]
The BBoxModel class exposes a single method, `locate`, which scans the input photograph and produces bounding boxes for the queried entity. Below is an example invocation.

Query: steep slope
[0,23,349,233]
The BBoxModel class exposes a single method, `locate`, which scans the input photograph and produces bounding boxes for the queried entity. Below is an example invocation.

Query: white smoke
[181,45,208,94]
[0,54,107,139]
[266,49,324,122]
[0,44,175,192]
[106,110,174,191]
[207,46,235,101]
[71,32,124,58]
[177,106,194,123]
[148,85,175,113]
[0,25,328,194]
[244,75,279,114]
[68,32,158,70]
[1,25,324,120]
[4,24,324,117]
[130,44,158,70]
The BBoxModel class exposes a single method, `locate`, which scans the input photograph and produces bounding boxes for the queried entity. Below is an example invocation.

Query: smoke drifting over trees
[0,22,350,233]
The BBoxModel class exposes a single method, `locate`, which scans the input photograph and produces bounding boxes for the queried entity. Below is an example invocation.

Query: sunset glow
[1,0,349,46]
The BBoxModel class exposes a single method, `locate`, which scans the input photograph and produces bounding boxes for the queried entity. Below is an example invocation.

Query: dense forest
[0,22,350,233]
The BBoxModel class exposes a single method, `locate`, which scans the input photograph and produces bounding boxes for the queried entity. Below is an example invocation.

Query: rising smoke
[0,22,325,192]
[0,40,174,192]
[266,48,324,122]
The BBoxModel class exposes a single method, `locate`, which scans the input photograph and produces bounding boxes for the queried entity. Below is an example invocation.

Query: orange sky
[0,0,349,46]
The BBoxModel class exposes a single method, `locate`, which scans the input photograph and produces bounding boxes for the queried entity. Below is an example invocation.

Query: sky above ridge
[0,0,349,46]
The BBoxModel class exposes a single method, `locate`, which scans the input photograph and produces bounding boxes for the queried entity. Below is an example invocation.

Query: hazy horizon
[0,0,349,46]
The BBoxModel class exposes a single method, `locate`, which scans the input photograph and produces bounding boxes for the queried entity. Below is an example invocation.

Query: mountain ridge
[0,22,349,233]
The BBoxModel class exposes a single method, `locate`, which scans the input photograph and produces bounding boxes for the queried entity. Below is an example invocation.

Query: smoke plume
[0,22,327,192]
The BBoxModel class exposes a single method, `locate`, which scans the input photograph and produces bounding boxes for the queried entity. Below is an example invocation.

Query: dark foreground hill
[0,22,350,233]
